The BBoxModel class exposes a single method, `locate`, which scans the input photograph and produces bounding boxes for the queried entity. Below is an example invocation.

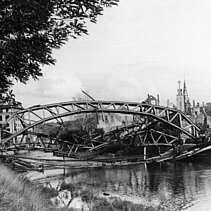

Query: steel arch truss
[1,101,200,153]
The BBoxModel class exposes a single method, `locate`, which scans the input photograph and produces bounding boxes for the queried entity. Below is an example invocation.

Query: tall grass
[0,164,53,211]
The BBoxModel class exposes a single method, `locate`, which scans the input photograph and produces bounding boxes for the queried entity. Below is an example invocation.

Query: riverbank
[0,163,54,211]
[0,163,154,211]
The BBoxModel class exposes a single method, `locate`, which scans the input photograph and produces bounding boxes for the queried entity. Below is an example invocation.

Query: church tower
[176,80,191,114]
[176,80,185,112]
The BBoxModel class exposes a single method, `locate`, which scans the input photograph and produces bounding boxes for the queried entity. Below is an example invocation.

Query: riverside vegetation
[0,164,53,211]
[0,163,158,211]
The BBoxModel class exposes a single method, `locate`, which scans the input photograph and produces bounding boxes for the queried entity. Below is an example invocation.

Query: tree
[0,0,118,97]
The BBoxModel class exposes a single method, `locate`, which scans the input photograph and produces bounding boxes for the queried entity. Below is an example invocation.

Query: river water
[28,161,211,210]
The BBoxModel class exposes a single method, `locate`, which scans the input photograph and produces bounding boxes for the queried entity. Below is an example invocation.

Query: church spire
[183,80,191,114]
[183,80,188,97]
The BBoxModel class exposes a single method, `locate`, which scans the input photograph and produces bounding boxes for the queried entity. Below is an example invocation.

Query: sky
[13,0,211,107]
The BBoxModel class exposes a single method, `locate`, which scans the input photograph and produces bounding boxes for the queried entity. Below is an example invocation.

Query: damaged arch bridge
[0,100,208,163]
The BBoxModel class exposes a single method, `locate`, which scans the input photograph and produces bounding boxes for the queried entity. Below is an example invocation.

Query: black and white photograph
[1,0,211,210]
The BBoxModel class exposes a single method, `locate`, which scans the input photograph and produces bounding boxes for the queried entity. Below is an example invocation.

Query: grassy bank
[0,164,158,211]
[91,198,156,211]
[73,189,159,211]
[0,164,54,211]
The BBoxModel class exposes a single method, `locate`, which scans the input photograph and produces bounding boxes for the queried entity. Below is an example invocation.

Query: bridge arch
[2,101,200,145]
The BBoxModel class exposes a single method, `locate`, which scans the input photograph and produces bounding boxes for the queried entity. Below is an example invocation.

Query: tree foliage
[0,0,118,96]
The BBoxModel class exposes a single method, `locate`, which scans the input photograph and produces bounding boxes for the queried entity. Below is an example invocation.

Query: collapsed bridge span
[0,100,204,163]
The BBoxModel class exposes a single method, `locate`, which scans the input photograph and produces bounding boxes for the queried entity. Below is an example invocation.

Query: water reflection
[31,162,211,210]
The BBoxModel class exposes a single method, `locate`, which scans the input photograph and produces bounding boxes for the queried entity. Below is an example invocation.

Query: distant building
[205,103,211,128]
[144,94,160,106]
[205,102,211,116]
[176,80,191,115]
[0,100,23,140]
[167,99,176,109]
[97,113,133,132]
[175,80,211,129]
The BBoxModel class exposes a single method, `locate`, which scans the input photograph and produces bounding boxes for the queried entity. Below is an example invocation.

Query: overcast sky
[14,0,211,107]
